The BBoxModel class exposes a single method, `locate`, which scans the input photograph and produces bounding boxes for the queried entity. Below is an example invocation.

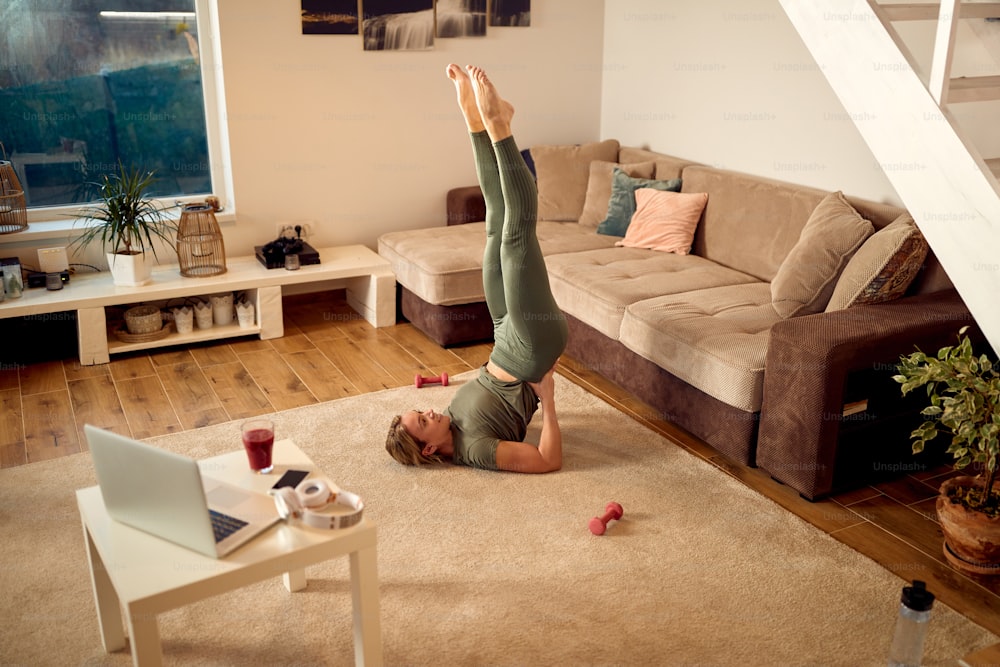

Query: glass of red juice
[241,418,275,474]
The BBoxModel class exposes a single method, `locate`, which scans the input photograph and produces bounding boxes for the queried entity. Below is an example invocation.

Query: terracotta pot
[937,475,1000,574]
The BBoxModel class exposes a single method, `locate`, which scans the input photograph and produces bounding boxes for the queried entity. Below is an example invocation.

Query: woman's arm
[495,370,561,473]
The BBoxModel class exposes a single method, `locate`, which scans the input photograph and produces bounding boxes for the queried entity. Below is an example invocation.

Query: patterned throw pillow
[825,213,929,311]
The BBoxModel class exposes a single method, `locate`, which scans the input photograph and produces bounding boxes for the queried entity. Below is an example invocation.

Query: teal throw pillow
[597,168,683,237]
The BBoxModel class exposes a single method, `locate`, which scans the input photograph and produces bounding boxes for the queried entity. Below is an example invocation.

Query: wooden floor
[4,290,1000,642]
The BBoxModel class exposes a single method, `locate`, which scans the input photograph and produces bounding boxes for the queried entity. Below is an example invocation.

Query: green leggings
[471,131,567,383]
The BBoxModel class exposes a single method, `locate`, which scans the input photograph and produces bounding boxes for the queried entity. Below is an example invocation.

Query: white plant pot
[107,252,153,287]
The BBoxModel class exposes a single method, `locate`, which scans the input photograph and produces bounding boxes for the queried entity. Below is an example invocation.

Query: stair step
[880,2,1000,21]
[947,75,1000,102]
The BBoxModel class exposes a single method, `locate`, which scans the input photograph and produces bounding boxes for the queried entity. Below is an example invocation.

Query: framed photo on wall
[362,0,435,51]
[490,0,530,27]
[436,0,486,38]
[301,0,360,35]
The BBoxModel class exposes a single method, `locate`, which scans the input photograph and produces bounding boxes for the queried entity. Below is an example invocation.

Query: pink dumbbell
[415,372,448,388]
[588,501,623,536]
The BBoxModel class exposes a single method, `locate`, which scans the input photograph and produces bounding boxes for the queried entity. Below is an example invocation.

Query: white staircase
[779,0,1000,356]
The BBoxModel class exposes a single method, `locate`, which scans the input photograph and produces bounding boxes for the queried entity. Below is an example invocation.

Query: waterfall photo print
[301,0,360,35]
[362,0,435,51]
[436,0,486,38]
[490,0,530,27]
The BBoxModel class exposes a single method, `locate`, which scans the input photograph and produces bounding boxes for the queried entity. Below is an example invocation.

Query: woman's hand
[528,368,556,406]
[497,368,561,473]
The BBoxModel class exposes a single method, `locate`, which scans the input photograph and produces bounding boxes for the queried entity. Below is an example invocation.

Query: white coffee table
[76,439,382,666]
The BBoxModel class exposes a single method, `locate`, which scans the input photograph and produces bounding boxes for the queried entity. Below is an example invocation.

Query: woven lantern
[0,159,28,235]
[176,202,226,277]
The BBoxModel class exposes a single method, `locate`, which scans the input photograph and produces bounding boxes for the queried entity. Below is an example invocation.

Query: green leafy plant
[71,162,176,257]
[894,326,1000,514]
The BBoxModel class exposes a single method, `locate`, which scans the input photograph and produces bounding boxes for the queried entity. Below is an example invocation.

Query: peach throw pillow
[615,188,708,255]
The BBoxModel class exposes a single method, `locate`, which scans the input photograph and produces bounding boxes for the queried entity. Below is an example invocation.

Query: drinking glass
[241,418,275,474]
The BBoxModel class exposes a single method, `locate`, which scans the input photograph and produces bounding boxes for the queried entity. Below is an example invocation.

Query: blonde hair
[385,413,443,466]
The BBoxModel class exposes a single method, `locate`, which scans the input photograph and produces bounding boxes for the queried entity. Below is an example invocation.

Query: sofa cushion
[681,166,833,281]
[770,191,874,318]
[531,139,620,222]
[546,247,760,340]
[579,160,656,229]
[615,189,707,254]
[597,169,683,237]
[379,222,617,306]
[617,147,699,181]
[825,213,929,311]
[619,283,780,412]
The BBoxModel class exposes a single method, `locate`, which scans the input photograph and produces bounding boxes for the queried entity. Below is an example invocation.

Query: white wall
[217,0,606,255]
[600,0,998,204]
[600,0,904,204]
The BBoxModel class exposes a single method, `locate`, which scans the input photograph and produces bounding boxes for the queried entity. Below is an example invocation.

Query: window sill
[0,208,236,245]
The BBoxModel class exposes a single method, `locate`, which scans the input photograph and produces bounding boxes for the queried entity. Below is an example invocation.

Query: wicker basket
[115,322,172,343]
[124,305,163,334]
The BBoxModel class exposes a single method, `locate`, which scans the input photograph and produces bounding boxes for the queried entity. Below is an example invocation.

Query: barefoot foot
[446,63,485,133]
[466,65,514,142]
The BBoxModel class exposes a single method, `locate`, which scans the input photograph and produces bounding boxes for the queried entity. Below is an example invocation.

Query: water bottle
[887,580,934,667]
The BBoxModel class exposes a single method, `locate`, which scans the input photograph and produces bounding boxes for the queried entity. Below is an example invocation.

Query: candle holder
[0,146,28,235]
[176,203,226,277]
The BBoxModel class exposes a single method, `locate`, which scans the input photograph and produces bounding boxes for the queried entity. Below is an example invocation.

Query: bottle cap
[901,580,935,611]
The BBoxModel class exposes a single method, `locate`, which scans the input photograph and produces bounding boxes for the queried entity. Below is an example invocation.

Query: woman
[385,64,567,474]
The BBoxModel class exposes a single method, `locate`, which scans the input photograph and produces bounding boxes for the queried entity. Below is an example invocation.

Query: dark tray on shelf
[254,242,321,269]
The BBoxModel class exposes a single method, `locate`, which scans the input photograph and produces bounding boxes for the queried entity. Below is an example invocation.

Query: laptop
[85,424,281,558]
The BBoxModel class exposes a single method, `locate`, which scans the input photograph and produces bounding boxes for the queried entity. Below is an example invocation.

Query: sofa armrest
[447,185,486,226]
[756,290,976,499]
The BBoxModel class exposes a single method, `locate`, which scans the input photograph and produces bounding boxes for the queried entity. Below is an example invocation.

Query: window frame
[12,0,234,239]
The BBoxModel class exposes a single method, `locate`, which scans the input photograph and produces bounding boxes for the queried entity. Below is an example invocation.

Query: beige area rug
[1,372,995,666]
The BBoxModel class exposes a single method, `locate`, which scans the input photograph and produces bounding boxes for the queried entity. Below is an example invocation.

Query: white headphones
[272,477,364,530]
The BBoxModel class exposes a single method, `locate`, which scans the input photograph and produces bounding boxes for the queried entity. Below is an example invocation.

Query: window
[0,0,229,221]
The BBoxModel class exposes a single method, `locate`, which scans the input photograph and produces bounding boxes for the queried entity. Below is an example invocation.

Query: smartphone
[271,469,309,491]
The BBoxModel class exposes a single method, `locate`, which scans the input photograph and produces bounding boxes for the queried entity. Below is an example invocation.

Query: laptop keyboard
[209,509,248,543]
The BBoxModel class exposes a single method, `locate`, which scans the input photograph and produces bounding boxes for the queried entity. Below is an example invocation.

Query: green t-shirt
[444,366,539,470]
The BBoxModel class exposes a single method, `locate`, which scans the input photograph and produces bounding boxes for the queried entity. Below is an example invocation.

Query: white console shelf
[0,245,395,365]
[108,321,261,355]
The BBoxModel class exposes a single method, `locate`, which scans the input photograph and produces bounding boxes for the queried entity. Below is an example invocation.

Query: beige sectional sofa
[378,140,975,499]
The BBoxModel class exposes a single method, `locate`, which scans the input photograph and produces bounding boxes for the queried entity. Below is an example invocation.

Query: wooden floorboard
[116,375,183,440]
[155,361,231,431]
[280,349,360,402]
[0,388,24,467]
[67,375,129,445]
[23,389,80,461]
[200,361,274,420]
[4,288,1000,641]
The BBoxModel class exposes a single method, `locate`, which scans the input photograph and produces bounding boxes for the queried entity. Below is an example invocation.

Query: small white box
[37,247,69,273]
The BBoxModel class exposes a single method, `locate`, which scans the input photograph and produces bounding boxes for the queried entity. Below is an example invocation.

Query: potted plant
[894,325,1000,574]
[71,162,176,286]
